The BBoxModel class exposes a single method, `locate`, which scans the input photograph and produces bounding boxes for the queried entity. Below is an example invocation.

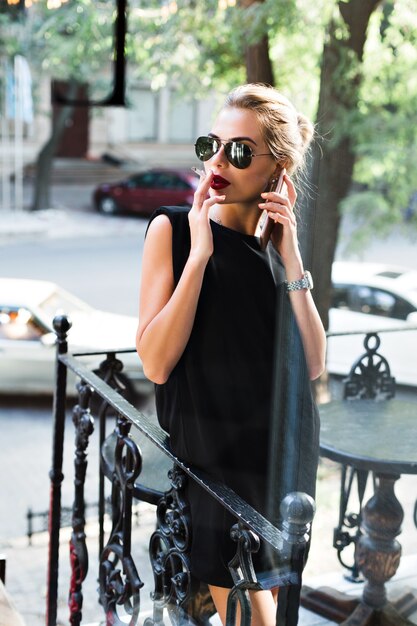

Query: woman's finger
[260,201,296,223]
[199,194,226,221]
[192,169,214,209]
[267,211,295,227]
[283,174,297,207]
[261,175,297,210]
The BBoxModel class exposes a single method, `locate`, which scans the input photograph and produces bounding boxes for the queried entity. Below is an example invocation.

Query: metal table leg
[301,473,417,625]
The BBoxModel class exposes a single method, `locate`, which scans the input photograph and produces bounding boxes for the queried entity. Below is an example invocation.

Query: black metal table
[302,398,417,626]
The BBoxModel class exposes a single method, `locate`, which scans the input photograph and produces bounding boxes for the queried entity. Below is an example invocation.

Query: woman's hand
[188,170,225,262]
[259,174,326,379]
[259,174,299,263]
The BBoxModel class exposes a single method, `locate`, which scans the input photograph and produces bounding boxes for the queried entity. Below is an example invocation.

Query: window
[168,94,196,142]
[332,284,417,320]
[352,286,415,320]
[127,172,164,189]
[156,173,190,190]
[331,286,351,310]
[127,88,158,141]
[390,296,416,320]
[39,290,91,317]
[0,307,45,341]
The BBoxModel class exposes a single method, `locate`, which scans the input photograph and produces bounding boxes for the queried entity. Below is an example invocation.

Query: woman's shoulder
[146,206,190,239]
[148,205,190,228]
[146,207,191,284]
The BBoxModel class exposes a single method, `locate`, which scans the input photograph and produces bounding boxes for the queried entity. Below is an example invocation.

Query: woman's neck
[210,202,261,236]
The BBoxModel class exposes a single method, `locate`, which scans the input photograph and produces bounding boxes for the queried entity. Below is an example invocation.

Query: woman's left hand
[259,174,299,262]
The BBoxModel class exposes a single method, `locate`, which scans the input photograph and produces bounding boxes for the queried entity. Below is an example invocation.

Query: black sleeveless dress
[147,206,319,599]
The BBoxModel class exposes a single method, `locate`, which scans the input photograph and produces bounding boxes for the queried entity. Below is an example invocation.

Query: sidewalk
[0,206,147,245]
[0,176,155,245]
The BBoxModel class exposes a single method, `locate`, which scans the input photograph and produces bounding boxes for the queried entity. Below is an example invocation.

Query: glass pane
[127,88,158,141]
[168,95,195,142]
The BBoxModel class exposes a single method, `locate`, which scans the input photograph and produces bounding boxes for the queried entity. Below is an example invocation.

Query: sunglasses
[194,136,273,170]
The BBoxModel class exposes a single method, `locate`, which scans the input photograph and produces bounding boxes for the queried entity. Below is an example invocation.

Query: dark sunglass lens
[226,142,252,169]
[195,137,217,162]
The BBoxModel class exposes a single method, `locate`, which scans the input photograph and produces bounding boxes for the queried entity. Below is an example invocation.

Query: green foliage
[1,0,416,240]
[268,1,330,116]
[0,0,116,100]
[128,0,244,97]
[341,0,417,229]
[128,0,311,98]
[35,1,114,81]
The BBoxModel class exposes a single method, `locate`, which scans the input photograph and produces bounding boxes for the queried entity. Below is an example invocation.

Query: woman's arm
[259,175,326,380]
[136,171,224,384]
[283,270,327,381]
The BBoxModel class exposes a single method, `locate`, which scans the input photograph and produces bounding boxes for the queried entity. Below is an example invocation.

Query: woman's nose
[210,143,227,167]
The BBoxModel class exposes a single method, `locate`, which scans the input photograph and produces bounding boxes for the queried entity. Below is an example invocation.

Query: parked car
[0,278,153,402]
[327,262,417,387]
[93,168,198,216]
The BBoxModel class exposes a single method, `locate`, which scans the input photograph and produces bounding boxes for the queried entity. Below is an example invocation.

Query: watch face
[305,271,313,289]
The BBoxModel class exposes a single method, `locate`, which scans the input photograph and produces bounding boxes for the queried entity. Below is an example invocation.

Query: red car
[93,168,198,216]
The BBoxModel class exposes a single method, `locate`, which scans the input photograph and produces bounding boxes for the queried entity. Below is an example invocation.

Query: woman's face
[206,107,278,206]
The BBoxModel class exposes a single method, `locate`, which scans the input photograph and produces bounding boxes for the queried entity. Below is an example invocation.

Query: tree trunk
[240,0,274,86]
[245,35,274,85]
[31,79,78,211]
[300,0,383,330]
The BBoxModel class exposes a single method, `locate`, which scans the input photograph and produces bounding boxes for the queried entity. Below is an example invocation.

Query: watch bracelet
[285,272,311,292]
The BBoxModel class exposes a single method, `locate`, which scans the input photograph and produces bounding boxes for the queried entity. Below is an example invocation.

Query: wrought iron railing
[46,314,316,626]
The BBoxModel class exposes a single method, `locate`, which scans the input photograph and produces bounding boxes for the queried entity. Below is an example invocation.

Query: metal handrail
[46,315,315,626]
[61,354,291,551]
[326,323,417,338]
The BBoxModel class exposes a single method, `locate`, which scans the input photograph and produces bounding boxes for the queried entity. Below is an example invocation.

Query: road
[1,231,147,316]
[0,215,153,540]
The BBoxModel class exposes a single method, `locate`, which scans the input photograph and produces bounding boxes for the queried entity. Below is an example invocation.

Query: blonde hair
[223,83,314,175]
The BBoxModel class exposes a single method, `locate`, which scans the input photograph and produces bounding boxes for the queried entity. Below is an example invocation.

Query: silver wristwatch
[285,271,313,292]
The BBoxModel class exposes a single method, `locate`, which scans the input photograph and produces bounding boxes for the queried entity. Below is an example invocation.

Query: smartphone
[259,168,286,251]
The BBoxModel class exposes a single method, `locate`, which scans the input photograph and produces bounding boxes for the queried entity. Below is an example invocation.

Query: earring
[267,177,278,192]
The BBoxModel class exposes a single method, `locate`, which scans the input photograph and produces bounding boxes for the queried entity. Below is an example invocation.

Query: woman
[137,83,326,626]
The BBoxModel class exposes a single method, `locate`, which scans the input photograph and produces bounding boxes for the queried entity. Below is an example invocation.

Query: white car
[0,278,153,401]
[327,262,417,387]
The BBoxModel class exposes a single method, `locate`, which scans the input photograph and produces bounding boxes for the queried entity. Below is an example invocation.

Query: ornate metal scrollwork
[93,352,135,413]
[343,333,396,401]
[333,466,370,581]
[99,415,144,625]
[226,524,261,626]
[69,380,95,626]
[147,465,202,626]
[332,332,395,580]
[225,492,315,626]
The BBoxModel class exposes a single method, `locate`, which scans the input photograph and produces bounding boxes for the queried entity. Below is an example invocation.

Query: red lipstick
[211,174,230,190]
